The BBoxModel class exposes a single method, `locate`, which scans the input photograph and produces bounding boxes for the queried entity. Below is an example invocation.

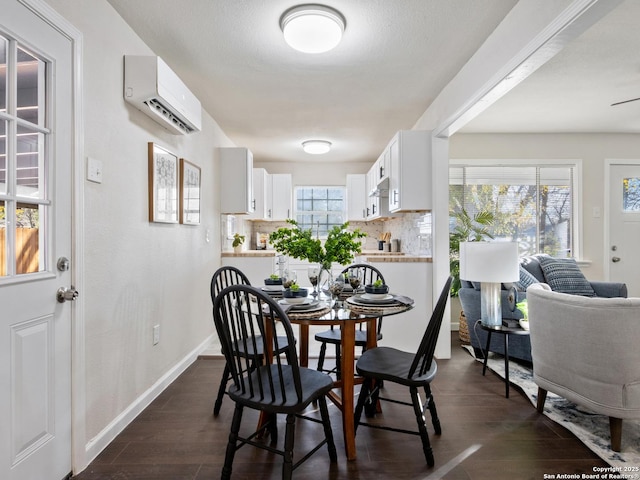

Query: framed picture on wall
[148,142,179,223]
[180,158,201,225]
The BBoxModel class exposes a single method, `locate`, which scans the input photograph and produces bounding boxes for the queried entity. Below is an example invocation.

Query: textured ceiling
[107,0,517,163]
[107,0,640,164]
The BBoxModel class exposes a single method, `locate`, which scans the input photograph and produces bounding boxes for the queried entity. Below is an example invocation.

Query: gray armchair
[527,284,640,451]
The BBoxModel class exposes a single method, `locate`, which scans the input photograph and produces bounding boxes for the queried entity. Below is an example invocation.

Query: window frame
[449,158,583,259]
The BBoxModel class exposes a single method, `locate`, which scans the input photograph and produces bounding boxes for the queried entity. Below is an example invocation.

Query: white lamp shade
[459,241,519,283]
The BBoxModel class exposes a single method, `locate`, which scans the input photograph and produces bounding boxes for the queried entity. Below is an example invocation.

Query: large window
[450,162,578,258]
[295,186,345,237]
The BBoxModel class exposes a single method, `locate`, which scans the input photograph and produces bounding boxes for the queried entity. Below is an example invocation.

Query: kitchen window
[294,186,345,237]
[450,161,580,258]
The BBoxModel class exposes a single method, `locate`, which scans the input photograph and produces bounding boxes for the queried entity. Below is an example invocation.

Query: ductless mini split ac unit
[123,55,202,135]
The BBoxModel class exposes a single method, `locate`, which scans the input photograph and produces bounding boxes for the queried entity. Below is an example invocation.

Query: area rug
[463,346,640,468]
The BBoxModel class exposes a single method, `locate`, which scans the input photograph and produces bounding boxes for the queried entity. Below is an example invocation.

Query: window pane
[0,120,6,195]
[0,200,5,277]
[0,36,6,114]
[17,47,45,127]
[15,202,43,274]
[16,125,43,198]
[294,186,346,238]
[623,177,640,212]
[450,165,573,258]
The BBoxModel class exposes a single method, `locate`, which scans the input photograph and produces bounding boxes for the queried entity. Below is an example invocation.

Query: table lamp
[459,241,519,327]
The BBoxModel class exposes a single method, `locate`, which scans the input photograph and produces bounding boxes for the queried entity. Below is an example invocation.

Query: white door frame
[19,0,86,473]
[603,159,640,282]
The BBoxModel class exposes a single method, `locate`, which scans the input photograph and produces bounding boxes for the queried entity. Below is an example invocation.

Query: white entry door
[0,2,74,479]
[608,163,640,297]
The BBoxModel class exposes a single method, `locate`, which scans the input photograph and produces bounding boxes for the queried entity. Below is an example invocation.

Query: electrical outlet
[153,325,160,345]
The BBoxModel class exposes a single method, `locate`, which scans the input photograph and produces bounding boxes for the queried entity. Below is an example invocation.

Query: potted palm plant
[449,204,494,342]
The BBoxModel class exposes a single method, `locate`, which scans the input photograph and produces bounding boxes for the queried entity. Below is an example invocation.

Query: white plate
[278,298,320,310]
[362,293,393,301]
[279,297,311,306]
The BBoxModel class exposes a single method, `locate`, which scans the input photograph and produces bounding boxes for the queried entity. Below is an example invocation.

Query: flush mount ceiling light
[280,4,346,54]
[302,140,332,154]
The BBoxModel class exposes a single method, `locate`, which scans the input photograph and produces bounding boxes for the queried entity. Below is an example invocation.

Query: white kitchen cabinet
[247,168,271,220]
[220,147,254,214]
[366,163,395,220]
[387,130,431,212]
[346,174,367,221]
[270,173,293,221]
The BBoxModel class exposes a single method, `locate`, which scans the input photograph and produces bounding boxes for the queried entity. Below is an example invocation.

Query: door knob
[57,286,79,303]
[612,256,621,263]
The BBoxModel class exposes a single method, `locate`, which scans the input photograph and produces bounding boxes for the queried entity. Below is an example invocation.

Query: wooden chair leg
[410,386,434,467]
[222,404,243,480]
[214,363,230,416]
[318,396,338,462]
[610,417,623,452]
[354,378,371,433]
[317,343,327,372]
[335,344,342,380]
[536,387,548,413]
[424,385,441,435]
[283,414,296,480]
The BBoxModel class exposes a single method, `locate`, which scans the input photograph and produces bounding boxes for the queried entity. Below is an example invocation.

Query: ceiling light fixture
[280,4,346,54]
[302,140,332,155]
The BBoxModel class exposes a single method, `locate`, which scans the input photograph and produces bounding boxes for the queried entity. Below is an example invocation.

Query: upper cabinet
[247,168,271,220]
[387,130,431,213]
[346,174,367,221]
[220,147,254,214]
[270,173,293,221]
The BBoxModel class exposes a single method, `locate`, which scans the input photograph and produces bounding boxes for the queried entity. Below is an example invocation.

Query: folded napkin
[392,295,415,305]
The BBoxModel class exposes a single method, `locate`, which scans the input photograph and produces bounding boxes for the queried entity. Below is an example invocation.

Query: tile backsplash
[224,212,432,256]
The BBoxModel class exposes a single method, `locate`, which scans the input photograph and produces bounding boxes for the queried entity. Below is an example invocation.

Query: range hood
[369,177,389,197]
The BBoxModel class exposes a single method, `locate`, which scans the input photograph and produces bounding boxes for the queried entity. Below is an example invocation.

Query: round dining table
[283,295,413,461]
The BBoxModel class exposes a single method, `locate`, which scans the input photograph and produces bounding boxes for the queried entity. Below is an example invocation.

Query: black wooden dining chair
[315,263,385,378]
[354,276,453,467]
[213,284,337,480]
[210,266,292,416]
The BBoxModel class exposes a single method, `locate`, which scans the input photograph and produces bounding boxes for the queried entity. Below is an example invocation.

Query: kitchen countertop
[222,249,431,262]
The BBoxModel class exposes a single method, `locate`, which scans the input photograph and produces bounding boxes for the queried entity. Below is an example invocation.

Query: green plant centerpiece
[268,220,366,279]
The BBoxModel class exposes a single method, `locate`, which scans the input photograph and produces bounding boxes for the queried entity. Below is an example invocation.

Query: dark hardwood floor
[72,336,607,479]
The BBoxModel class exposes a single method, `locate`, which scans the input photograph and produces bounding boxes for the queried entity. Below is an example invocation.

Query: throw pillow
[538,257,595,297]
[514,266,539,291]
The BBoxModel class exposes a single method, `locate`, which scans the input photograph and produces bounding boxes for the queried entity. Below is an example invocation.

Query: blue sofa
[459,254,627,363]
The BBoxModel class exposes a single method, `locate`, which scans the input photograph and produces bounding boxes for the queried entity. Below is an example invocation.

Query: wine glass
[329,274,345,309]
[283,270,297,289]
[308,265,320,297]
[347,267,362,293]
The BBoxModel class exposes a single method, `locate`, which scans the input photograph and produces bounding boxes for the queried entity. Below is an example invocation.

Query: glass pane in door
[17,124,43,198]
[0,119,6,195]
[0,36,6,115]
[0,200,5,277]
[15,202,42,274]
[17,46,45,128]
[623,178,640,212]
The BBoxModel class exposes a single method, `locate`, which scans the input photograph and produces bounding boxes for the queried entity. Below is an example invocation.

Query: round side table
[477,320,530,398]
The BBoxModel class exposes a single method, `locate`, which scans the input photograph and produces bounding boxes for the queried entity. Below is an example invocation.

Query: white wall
[450,132,640,280]
[46,0,234,462]
[255,160,371,186]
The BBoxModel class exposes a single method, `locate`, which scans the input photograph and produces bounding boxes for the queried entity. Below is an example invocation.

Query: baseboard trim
[82,334,214,466]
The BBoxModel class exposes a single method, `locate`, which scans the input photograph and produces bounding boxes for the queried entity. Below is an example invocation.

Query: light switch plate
[87,156,103,183]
